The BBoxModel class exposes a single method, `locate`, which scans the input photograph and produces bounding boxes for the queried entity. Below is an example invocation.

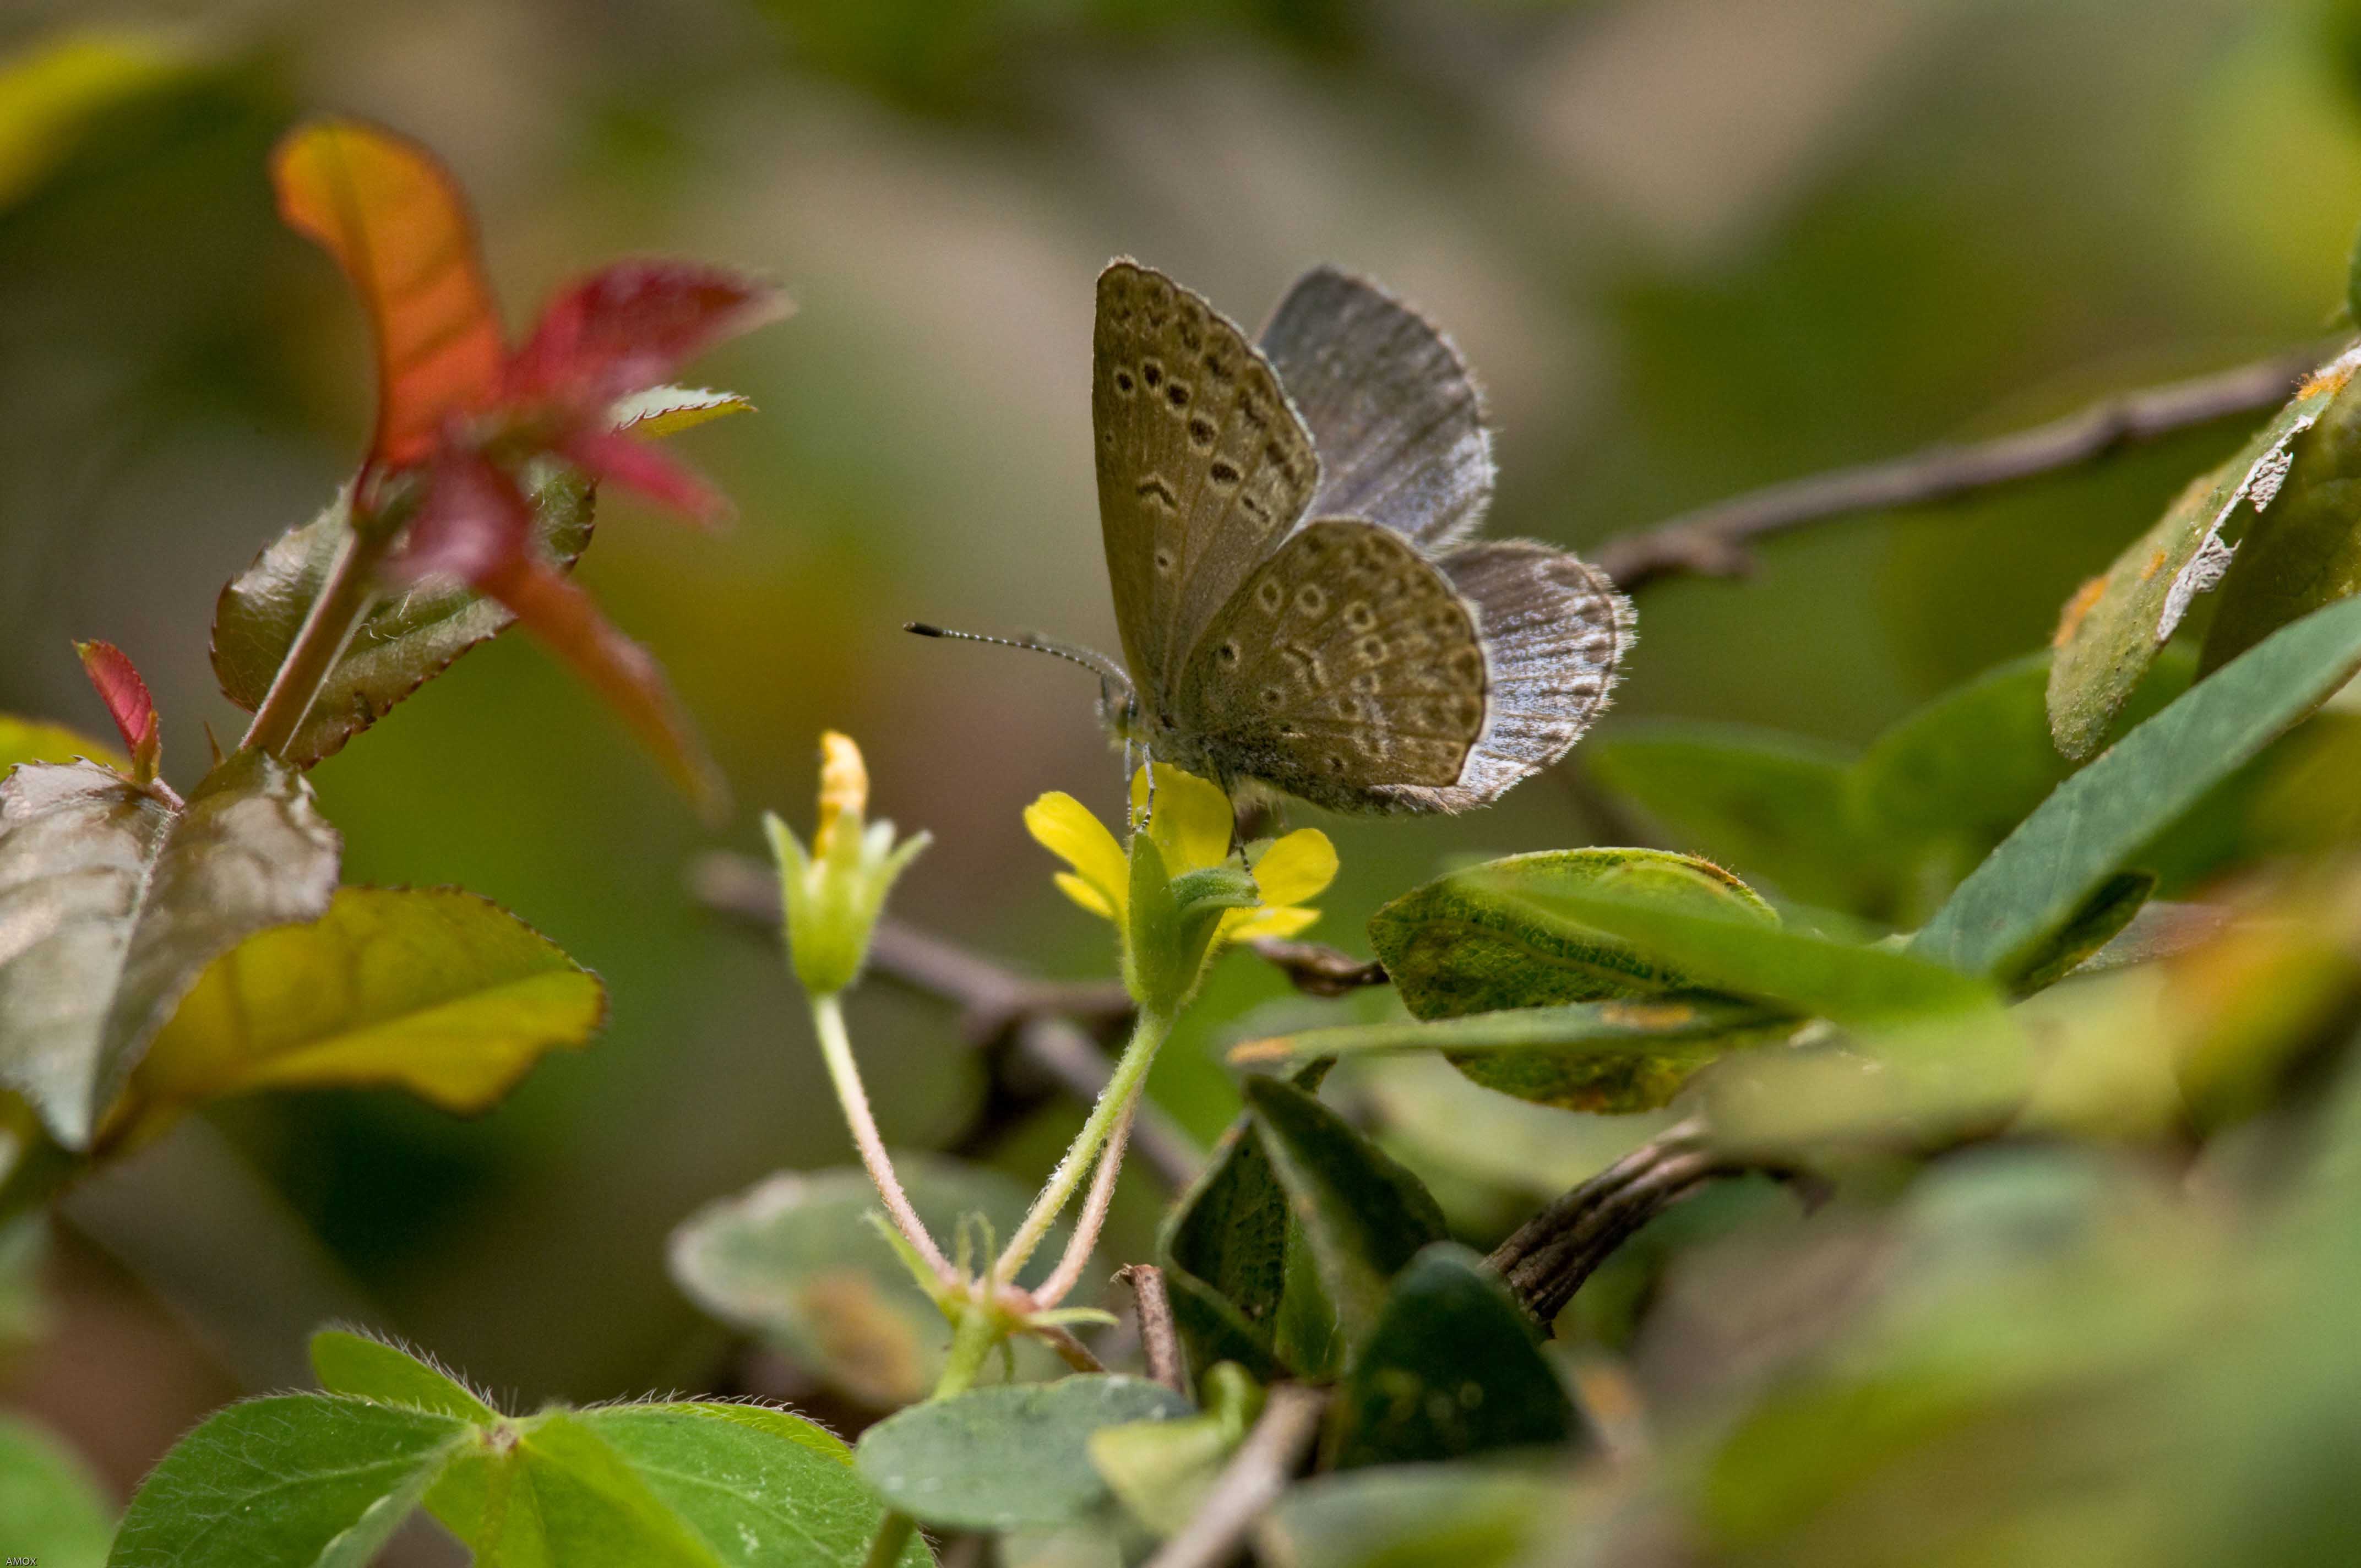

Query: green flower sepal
[1127,834,1259,1016]
[766,732,930,997]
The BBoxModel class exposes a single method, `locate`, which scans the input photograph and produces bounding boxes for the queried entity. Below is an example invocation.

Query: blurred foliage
[22,2,2361,1564]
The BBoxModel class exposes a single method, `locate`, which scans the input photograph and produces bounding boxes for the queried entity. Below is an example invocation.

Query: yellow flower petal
[1054,872,1116,919]
[815,731,867,859]
[1025,792,1128,919]
[1131,763,1233,874]
[1249,829,1339,908]
[1226,904,1322,943]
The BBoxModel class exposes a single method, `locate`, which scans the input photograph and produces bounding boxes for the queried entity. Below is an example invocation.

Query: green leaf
[430,1412,723,1568]
[108,1394,467,1568]
[1326,1243,1578,1469]
[1370,850,1776,1025]
[854,1375,1191,1533]
[573,1404,919,1568]
[120,887,605,1139]
[0,750,340,1148]
[209,464,595,768]
[1157,1060,1331,1381]
[1505,883,1999,1030]
[1264,1463,1566,1568]
[311,1329,499,1425]
[1586,723,1889,912]
[2047,345,2361,759]
[0,1413,113,1568]
[2202,366,2361,677]
[1230,997,1794,1115]
[0,715,121,772]
[669,1155,1038,1407]
[1243,1075,1448,1353]
[1088,1363,1262,1538]
[2003,870,2155,995]
[1919,593,2361,978]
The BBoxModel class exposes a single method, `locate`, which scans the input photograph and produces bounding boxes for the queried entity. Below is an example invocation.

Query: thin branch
[1593,344,2329,593]
[1010,1018,1204,1191]
[1487,1117,1728,1327]
[1030,1320,1107,1375]
[1143,1384,1330,1568]
[1118,1264,1185,1395]
[1247,938,1388,997]
[688,851,1201,1189]
[689,851,1132,1036]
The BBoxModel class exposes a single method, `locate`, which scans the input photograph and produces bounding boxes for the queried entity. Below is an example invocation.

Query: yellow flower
[1025,763,1337,944]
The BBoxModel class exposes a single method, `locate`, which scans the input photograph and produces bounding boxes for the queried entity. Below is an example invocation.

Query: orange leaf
[272,118,504,470]
[74,639,157,785]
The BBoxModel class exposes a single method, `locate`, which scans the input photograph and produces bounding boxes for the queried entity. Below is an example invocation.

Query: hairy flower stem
[1035,1092,1139,1309]
[861,1306,1000,1568]
[240,489,414,759]
[812,990,954,1281]
[997,1006,1173,1283]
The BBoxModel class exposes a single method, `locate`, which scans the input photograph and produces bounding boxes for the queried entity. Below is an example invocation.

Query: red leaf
[397,445,534,585]
[272,119,504,470]
[400,448,727,820]
[477,555,728,822]
[75,640,159,784]
[561,428,730,526]
[504,261,786,411]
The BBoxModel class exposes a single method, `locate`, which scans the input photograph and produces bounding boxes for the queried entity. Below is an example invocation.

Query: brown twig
[1487,1117,1729,1327]
[1118,1264,1185,1394]
[1143,1384,1330,1568]
[1593,344,2329,592]
[1246,938,1388,997]
[687,852,1202,1189]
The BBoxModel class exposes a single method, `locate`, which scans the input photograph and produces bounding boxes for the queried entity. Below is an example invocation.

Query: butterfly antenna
[905,623,1133,694]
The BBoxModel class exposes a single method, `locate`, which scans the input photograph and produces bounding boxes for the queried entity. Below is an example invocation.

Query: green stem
[861,1306,1001,1568]
[995,1006,1173,1282]
[239,496,404,759]
[811,991,953,1280]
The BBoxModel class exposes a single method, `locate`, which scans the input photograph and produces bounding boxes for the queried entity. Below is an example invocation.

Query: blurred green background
[7,0,2361,1502]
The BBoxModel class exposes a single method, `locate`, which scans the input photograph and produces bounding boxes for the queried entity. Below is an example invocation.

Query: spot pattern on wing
[1172,518,1486,812]
[1094,261,1319,707]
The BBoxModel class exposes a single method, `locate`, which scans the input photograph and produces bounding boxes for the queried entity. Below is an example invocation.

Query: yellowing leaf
[117,886,604,1140]
[0,716,119,772]
[608,385,755,438]
[271,118,504,470]
[0,29,190,208]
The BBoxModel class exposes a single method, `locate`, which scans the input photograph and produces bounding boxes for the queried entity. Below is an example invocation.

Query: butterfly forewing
[1094,261,1319,705]
[1258,267,1494,550]
[1173,518,1487,812]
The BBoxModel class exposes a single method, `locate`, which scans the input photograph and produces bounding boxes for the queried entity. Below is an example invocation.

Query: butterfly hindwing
[1380,541,1632,812]
[1257,266,1494,550]
[1095,260,1319,707]
[1172,518,1487,812]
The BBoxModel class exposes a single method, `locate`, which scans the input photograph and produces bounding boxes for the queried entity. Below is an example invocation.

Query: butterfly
[918,259,1632,814]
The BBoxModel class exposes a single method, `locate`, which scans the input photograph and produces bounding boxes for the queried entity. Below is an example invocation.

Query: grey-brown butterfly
[918,258,1632,813]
